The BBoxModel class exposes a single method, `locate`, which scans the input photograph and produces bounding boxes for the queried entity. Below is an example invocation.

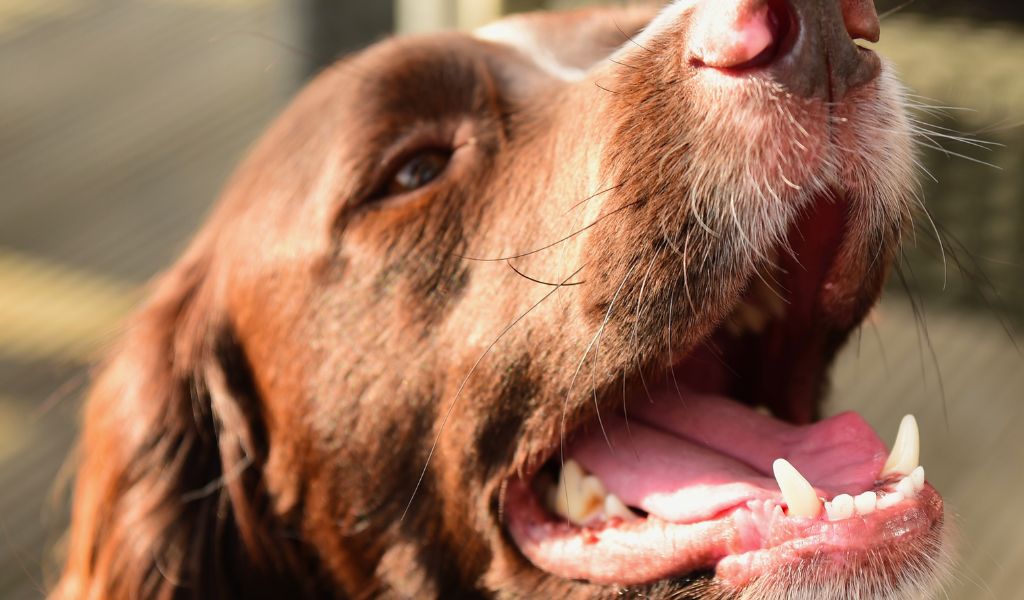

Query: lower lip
[504,479,944,588]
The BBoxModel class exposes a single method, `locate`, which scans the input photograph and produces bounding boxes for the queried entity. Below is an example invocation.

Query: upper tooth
[579,475,608,516]
[604,494,639,521]
[551,460,607,525]
[881,414,920,477]
[773,459,822,518]
[552,460,583,520]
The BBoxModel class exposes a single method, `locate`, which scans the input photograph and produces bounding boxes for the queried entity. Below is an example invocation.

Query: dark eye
[385,149,452,196]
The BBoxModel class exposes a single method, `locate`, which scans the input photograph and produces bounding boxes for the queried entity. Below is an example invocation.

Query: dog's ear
[52,250,321,600]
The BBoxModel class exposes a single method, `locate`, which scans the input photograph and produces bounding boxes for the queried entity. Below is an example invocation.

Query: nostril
[690,0,797,72]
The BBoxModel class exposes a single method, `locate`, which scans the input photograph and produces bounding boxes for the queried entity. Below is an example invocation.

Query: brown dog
[54,1,949,598]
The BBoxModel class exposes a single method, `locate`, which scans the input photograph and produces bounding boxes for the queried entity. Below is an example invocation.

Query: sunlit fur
[54,3,954,599]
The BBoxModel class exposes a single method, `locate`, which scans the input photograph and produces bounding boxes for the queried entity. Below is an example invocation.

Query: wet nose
[687,0,881,101]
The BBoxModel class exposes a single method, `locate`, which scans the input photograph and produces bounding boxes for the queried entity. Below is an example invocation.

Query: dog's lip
[499,187,935,587]
[505,477,943,587]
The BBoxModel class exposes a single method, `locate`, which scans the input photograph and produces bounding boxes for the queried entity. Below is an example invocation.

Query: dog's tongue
[568,392,889,523]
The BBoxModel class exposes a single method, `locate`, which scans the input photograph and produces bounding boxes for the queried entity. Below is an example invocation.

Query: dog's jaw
[475,2,947,597]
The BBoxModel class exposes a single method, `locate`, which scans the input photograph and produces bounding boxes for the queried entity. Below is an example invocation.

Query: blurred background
[0,0,1021,598]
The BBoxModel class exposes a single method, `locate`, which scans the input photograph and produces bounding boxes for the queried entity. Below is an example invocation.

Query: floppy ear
[52,251,322,600]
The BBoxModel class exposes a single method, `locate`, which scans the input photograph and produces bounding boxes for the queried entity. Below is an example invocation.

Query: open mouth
[504,195,944,588]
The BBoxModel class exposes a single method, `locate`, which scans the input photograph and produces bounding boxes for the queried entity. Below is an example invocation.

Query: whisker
[402,264,586,522]
[894,259,949,426]
[560,261,640,517]
[614,20,654,54]
[568,182,625,212]
[507,261,585,287]
[457,200,641,262]
[879,0,917,20]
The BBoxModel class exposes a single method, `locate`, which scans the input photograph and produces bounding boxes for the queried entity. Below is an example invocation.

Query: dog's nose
[687,0,881,101]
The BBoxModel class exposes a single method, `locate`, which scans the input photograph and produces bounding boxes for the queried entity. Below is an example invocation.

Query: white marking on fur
[475,19,587,81]
[612,0,699,61]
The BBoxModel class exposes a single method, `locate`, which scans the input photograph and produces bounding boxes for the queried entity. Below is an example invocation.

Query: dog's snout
[687,0,881,101]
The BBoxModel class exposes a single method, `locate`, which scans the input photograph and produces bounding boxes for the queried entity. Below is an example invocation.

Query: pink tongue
[568,392,888,523]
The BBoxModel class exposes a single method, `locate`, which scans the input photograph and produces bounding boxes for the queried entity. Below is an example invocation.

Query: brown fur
[54,4,923,599]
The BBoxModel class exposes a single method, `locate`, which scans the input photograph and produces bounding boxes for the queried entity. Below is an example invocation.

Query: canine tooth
[896,476,916,499]
[773,459,822,518]
[552,460,583,520]
[881,415,920,478]
[855,491,878,515]
[604,494,639,521]
[827,494,854,521]
[878,492,904,510]
[910,466,926,492]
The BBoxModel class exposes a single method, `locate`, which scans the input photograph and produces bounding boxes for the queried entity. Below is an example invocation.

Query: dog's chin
[498,191,949,598]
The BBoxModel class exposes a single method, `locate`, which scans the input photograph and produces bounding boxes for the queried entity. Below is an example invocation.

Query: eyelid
[364,128,452,194]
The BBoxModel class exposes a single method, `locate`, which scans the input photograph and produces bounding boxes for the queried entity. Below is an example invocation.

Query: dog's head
[57,1,949,598]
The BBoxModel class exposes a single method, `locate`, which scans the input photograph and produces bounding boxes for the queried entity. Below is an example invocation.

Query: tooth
[910,466,925,492]
[552,460,585,521]
[552,461,608,525]
[878,491,904,510]
[896,476,916,499]
[773,459,822,518]
[827,494,854,521]
[882,415,920,477]
[855,491,878,515]
[579,475,609,518]
[604,494,639,521]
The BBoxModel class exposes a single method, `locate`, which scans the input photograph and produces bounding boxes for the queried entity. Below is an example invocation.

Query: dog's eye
[385,149,452,196]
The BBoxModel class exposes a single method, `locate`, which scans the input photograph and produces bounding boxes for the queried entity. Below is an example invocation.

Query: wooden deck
[0,2,1021,598]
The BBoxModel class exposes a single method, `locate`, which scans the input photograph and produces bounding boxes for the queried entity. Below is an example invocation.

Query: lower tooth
[826,494,854,521]
[896,477,916,499]
[897,475,921,497]
[878,492,904,510]
[910,466,926,491]
[854,491,878,515]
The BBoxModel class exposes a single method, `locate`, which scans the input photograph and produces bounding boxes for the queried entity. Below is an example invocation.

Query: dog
[54,1,950,598]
